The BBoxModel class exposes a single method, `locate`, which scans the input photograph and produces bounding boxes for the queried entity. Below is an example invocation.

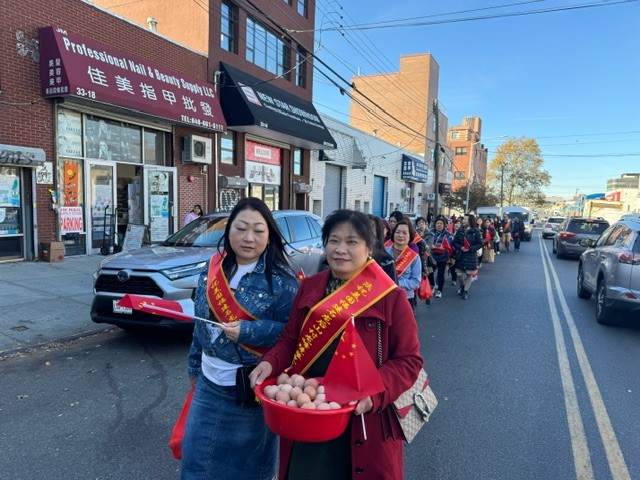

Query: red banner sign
[39,26,226,132]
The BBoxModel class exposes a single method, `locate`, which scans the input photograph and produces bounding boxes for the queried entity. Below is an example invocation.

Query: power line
[294,0,638,33]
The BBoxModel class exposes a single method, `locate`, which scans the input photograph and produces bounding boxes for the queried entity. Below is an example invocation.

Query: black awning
[219,63,336,150]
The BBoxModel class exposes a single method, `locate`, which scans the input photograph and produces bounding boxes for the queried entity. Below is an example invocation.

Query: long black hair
[218,197,290,289]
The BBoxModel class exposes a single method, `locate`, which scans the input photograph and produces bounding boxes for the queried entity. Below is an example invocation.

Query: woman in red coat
[251,209,423,480]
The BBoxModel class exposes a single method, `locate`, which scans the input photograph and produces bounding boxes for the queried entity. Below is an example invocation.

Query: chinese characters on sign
[39,26,226,132]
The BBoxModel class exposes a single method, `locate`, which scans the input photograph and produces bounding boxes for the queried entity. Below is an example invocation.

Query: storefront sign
[39,26,226,132]
[36,162,54,184]
[401,154,430,183]
[246,140,281,165]
[0,144,46,167]
[60,206,84,234]
[220,63,335,150]
[246,160,281,186]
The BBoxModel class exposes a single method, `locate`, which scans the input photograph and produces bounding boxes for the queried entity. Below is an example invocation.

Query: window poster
[0,167,20,206]
[63,160,80,206]
[57,110,82,157]
[149,193,169,241]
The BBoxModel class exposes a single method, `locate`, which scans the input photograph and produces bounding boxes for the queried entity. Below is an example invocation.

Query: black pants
[433,261,447,291]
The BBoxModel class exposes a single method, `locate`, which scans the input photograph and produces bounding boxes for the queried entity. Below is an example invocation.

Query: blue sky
[309,0,640,199]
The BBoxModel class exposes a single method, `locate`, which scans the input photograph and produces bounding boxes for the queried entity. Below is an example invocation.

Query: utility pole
[500,164,504,208]
[433,99,440,217]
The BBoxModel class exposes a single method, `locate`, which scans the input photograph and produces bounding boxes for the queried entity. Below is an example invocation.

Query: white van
[503,206,532,241]
[476,206,502,219]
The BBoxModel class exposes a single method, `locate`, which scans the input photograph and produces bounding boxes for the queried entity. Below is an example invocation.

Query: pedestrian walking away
[501,213,512,252]
[452,213,483,300]
[250,209,423,480]
[511,215,526,251]
[180,197,299,480]
[429,217,454,298]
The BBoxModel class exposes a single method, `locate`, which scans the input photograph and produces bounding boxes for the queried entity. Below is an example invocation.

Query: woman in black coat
[452,213,483,300]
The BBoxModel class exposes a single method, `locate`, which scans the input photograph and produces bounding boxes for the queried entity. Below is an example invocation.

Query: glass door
[144,166,176,242]
[86,161,116,254]
[0,166,24,261]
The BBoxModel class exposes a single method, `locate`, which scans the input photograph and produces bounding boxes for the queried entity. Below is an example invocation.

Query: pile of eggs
[262,373,343,410]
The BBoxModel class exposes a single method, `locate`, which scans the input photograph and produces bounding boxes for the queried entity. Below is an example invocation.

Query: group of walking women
[180,198,423,480]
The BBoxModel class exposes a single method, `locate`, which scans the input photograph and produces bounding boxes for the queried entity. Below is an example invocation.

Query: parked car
[553,217,610,259]
[577,215,640,324]
[542,216,565,238]
[91,210,324,330]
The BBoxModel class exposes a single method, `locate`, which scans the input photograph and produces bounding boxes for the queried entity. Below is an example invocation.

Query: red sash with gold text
[394,246,418,278]
[384,239,393,248]
[205,253,266,356]
[289,259,396,375]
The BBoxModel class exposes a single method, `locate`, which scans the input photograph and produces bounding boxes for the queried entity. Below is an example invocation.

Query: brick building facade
[0,0,332,261]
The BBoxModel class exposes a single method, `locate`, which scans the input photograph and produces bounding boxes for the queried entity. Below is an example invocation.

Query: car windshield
[548,217,564,223]
[163,216,228,247]
[567,220,609,234]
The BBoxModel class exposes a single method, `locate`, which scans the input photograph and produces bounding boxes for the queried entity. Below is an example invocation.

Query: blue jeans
[514,236,522,250]
[180,376,277,480]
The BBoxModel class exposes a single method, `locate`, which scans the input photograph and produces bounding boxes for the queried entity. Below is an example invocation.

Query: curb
[0,326,117,361]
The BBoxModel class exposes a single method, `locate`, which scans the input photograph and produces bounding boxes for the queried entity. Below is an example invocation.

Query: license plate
[113,299,133,314]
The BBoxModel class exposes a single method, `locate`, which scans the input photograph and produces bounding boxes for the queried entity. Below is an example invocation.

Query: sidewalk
[0,255,113,357]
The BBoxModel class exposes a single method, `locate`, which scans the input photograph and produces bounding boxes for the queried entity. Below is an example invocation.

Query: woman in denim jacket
[181,197,299,480]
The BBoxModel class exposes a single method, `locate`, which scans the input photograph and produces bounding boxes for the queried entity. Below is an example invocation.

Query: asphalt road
[1,230,639,479]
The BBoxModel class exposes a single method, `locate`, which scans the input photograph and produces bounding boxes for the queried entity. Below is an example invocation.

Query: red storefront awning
[39,26,226,132]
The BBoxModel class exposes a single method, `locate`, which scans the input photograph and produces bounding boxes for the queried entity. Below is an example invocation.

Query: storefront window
[85,115,143,163]
[293,148,302,175]
[220,131,235,164]
[144,129,165,165]
[58,110,83,157]
[0,166,24,260]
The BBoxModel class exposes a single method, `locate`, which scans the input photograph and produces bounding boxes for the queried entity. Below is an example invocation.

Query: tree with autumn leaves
[487,137,551,207]
[442,137,551,213]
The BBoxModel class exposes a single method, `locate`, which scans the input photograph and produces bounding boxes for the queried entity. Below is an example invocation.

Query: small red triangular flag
[323,317,385,405]
[117,294,193,322]
[463,237,470,250]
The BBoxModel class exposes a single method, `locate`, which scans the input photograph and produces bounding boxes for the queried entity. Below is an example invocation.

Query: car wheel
[555,245,564,259]
[552,241,557,254]
[577,265,591,299]
[596,281,614,325]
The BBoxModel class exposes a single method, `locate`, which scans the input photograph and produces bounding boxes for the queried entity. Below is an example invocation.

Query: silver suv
[577,216,640,324]
[91,210,323,330]
[553,217,609,259]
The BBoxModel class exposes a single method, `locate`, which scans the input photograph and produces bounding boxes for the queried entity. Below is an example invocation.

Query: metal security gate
[323,164,343,218]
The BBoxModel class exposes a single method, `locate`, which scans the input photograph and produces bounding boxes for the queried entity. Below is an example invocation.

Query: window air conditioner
[183,135,212,164]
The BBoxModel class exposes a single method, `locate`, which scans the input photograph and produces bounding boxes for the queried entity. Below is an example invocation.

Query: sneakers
[457,285,463,296]
[463,291,468,300]
[451,280,457,286]
[435,290,442,298]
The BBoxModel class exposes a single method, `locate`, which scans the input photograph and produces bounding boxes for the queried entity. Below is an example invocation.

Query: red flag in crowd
[442,237,454,255]
[117,294,194,322]
[323,317,385,405]
[296,268,305,281]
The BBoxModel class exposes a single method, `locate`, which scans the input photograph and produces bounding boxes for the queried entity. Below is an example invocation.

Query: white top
[201,260,258,386]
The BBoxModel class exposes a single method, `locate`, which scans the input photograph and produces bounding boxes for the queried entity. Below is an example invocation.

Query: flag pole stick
[135,303,226,328]
[361,414,367,441]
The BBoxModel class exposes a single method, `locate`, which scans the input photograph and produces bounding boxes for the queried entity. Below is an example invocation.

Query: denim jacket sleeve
[236,269,299,348]
[398,256,421,292]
